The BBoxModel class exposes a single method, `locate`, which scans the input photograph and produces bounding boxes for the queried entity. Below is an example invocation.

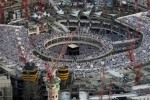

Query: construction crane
[18,44,27,64]
[125,0,146,84]
[17,34,37,100]
[44,29,76,100]
[135,0,139,12]
[44,62,53,100]
[7,0,14,12]
[0,0,5,23]
[25,35,36,59]
[99,62,105,100]
[21,0,29,18]
[37,0,43,13]
[147,0,150,10]
[126,27,135,66]
[108,80,112,100]
[18,35,37,81]
[18,34,35,64]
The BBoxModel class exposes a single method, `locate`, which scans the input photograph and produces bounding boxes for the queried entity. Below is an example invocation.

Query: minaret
[46,69,61,100]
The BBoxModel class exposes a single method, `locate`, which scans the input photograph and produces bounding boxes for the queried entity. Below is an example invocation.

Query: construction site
[0,0,150,100]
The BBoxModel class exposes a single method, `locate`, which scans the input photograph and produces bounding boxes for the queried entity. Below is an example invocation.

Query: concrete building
[0,0,150,99]
[0,74,12,100]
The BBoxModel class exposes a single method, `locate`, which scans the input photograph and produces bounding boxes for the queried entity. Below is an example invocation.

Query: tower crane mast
[45,63,53,100]
[37,0,43,13]
[21,0,29,18]
[99,63,105,100]
[108,80,112,100]
[18,35,35,64]
[0,0,5,24]
[135,0,139,12]
[18,44,27,64]
[147,0,150,10]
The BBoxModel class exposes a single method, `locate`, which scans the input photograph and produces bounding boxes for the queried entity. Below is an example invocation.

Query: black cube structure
[66,44,79,55]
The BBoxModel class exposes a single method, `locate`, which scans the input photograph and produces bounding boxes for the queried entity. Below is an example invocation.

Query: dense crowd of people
[0,25,29,67]
[58,14,150,73]
[0,12,150,74]
[119,13,150,64]
[33,27,113,61]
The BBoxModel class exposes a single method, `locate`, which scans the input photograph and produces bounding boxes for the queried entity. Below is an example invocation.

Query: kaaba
[66,44,79,55]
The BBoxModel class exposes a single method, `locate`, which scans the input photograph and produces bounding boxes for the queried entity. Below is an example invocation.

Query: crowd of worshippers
[33,28,113,60]
[0,25,29,66]
[1,15,150,74]
[120,15,150,63]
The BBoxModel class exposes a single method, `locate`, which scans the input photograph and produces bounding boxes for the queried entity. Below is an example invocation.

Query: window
[0,90,3,97]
